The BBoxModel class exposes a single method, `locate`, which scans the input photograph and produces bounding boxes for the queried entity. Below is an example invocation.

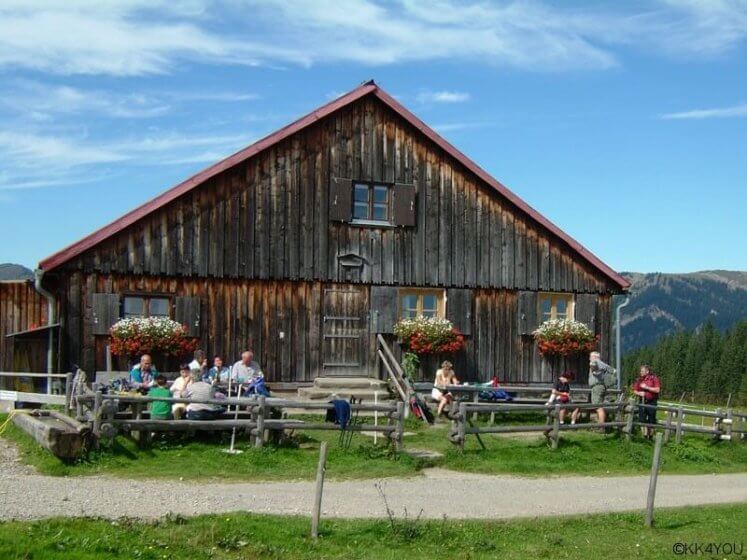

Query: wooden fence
[78,389,406,452]
[450,398,747,450]
[0,371,72,409]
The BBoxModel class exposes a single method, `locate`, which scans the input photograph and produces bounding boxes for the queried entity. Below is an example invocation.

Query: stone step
[312,377,388,390]
[297,387,392,402]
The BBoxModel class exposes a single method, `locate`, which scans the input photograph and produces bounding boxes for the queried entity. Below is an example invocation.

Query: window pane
[402,295,418,310]
[422,309,437,318]
[372,203,387,221]
[555,298,567,317]
[373,185,388,203]
[403,309,417,319]
[149,298,170,318]
[354,184,369,202]
[353,202,369,219]
[540,297,552,320]
[124,297,144,318]
[422,294,437,312]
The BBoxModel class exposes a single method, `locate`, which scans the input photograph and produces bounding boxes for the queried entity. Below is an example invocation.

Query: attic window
[353,182,391,224]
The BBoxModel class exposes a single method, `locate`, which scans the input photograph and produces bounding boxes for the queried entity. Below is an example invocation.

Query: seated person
[189,349,208,378]
[148,375,172,420]
[185,372,226,420]
[431,360,459,417]
[129,354,158,390]
[204,355,231,385]
[170,364,193,420]
[546,371,579,425]
[231,350,263,385]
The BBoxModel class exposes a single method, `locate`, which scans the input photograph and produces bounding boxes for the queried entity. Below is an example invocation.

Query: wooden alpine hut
[33,80,629,388]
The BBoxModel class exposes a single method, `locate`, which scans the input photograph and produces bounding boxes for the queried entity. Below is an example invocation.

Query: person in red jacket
[632,364,661,439]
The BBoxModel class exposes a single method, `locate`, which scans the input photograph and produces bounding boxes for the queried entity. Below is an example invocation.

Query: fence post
[713,408,722,442]
[645,432,664,528]
[92,383,102,449]
[551,403,561,450]
[457,402,467,452]
[254,396,266,448]
[310,441,328,539]
[394,401,405,454]
[663,408,672,444]
[723,409,733,442]
[624,398,635,442]
[64,372,73,416]
[675,406,684,444]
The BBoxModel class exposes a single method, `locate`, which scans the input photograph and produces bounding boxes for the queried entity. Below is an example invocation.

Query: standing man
[588,351,615,425]
[129,354,158,390]
[632,364,661,439]
[231,350,264,384]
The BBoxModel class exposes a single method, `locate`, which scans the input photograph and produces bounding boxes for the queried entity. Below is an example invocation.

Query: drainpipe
[33,269,57,391]
[615,296,630,390]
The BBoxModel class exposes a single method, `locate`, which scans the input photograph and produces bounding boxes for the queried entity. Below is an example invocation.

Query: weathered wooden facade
[0,281,51,373]
[36,81,628,384]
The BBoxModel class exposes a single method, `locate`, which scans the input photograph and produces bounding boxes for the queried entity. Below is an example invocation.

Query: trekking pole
[223,385,243,455]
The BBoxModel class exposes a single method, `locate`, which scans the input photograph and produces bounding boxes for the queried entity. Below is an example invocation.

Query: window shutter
[392,183,416,226]
[175,296,201,337]
[92,293,120,335]
[517,291,538,335]
[370,286,398,333]
[575,294,597,331]
[329,177,352,222]
[446,288,473,336]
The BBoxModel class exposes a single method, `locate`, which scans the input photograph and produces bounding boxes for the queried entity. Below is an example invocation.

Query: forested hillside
[623,319,747,405]
[620,271,747,351]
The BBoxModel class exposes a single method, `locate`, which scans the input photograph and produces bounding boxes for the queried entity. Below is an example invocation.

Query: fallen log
[12,410,90,459]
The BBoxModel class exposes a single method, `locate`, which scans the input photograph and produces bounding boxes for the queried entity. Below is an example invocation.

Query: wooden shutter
[175,296,201,337]
[392,183,416,226]
[91,293,120,335]
[446,288,473,336]
[517,291,538,335]
[575,294,597,331]
[370,286,398,333]
[329,177,352,222]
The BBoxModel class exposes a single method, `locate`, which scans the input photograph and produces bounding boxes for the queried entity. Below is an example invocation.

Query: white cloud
[417,90,470,104]
[2,1,744,76]
[0,129,254,191]
[660,103,747,120]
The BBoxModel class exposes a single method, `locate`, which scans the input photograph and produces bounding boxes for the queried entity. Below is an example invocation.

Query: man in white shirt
[231,350,263,384]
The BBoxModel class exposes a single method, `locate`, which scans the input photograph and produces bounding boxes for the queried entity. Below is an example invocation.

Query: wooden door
[321,286,369,376]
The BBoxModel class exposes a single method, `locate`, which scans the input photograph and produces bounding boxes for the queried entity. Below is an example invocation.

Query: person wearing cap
[632,364,661,439]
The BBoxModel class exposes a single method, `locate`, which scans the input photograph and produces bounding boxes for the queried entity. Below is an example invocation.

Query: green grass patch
[0,504,744,559]
[2,413,746,481]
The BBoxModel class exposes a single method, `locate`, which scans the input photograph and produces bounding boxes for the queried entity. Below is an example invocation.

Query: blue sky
[1,0,745,273]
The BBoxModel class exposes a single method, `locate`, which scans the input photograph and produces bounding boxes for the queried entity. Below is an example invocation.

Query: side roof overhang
[38,80,630,291]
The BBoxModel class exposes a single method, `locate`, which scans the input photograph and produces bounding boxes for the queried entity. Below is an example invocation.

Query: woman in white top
[169,365,193,419]
[431,361,459,416]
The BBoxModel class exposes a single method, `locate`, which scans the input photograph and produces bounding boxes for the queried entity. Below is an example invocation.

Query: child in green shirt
[149,375,172,420]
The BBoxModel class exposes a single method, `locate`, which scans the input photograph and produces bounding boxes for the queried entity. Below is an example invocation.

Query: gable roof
[39,80,630,290]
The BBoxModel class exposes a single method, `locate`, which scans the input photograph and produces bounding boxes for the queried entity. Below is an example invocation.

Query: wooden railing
[0,371,72,408]
[79,389,407,452]
[449,397,747,450]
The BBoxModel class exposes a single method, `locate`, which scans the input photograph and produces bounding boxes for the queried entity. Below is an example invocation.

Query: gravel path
[1,467,745,521]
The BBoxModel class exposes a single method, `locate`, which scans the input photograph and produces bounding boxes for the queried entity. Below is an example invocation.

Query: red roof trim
[39,80,629,290]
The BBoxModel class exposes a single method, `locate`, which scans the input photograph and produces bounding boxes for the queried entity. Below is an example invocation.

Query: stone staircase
[297,377,392,403]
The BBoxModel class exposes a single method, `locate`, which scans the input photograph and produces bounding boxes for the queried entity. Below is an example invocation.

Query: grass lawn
[0,504,744,559]
[2,412,746,481]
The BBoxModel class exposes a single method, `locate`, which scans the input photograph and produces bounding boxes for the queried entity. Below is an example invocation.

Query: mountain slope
[619,270,747,351]
[0,263,33,281]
